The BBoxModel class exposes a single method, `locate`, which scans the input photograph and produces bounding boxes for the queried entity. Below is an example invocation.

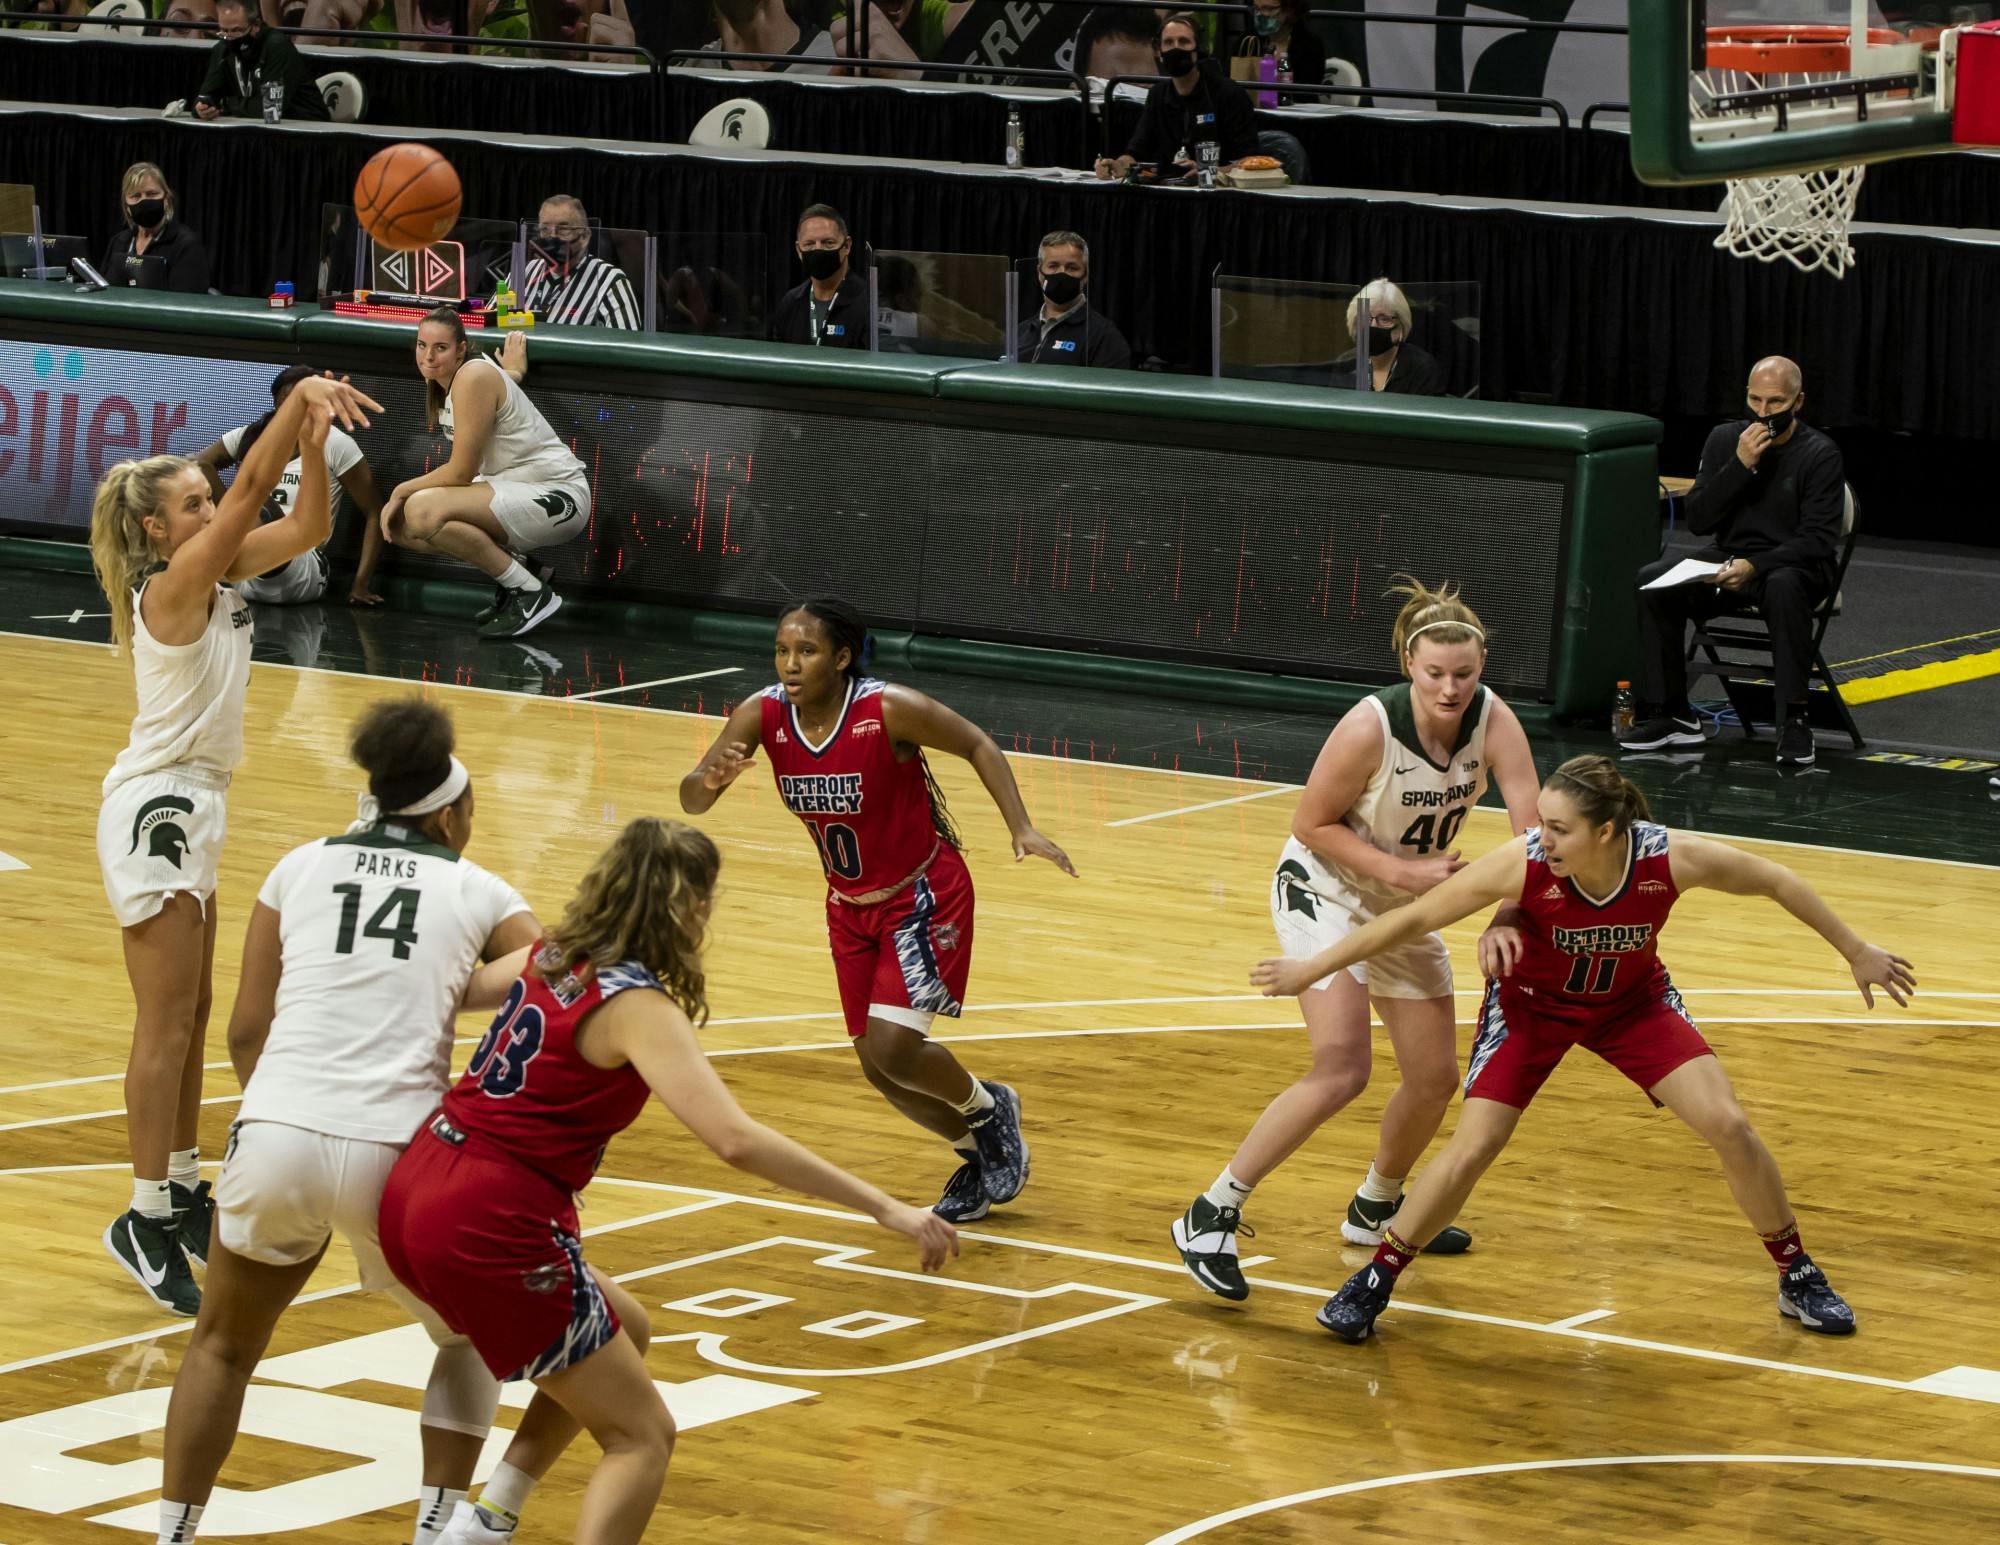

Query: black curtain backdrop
[3,109,1997,443]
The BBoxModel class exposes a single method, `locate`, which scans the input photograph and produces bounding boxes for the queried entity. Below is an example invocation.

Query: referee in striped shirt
[521,195,642,331]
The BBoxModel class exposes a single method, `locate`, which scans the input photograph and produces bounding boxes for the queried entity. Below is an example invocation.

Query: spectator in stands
[1343,279,1446,396]
[195,0,331,121]
[702,0,836,72]
[299,1,561,54]
[770,204,867,349]
[1095,13,1257,180]
[832,1,966,71]
[1621,355,1844,768]
[1073,6,1156,83]
[1242,0,1324,86]
[5,1,90,29]
[101,163,213,294]
[520,195,642,330]
[1015,230,1130,369]
[157,1,219,38]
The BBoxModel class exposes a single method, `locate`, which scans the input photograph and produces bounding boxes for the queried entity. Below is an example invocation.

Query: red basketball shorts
[826,842,975,1038]
[378,1118,620,1381]
[1464,970,1713,1110]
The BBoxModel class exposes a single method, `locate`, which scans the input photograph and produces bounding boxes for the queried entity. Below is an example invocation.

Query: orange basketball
[354,143,462,252]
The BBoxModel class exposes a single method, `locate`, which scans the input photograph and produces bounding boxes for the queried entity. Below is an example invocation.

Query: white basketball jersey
[103,581,253,796]
[1282,684,1493,919]
[438,357,584,485]
[220,422,362,533]
[239,825,531,1145]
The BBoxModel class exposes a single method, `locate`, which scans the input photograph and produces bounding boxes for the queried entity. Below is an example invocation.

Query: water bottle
[1256,53,1278,110]
[1005,106,1024,169]
[1198,139,1220,188]
[262,78,285,124]
[1611,680,1637,738]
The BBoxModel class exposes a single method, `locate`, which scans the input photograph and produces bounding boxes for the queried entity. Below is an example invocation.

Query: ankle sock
[950,1079,996,1118]
[1760,1220,1804,1268]
[495,560,542,594]
[413,1486,466,1545]
[1372,1227,1417,1279]
[133,1177,172,1219]
[158,1500,203,1544]
[1356,1163,1403,1206]
[168,1148,201,1192]
[478,1458,536,1522]
[1204,1166,1254,1213]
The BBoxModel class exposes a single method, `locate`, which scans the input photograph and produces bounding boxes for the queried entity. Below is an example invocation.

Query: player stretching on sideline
[680,596,1077,1223]
[1253,755,1915,1343]
[1173,579,1541,1301]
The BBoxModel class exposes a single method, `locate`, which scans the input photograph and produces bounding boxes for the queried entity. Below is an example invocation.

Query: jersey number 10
[807,821,864,882]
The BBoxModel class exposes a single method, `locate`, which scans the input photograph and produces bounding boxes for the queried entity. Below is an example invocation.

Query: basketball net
[1713,162,1865,277]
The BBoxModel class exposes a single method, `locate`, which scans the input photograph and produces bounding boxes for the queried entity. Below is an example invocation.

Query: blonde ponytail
[1545,754,1652,835]
[1386,573,1488,669]
[89,455,185,657]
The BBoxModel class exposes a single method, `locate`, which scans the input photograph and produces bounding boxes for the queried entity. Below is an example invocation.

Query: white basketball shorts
[482,470,590,552]
[97,770,228,928]
[236,547,329,605]
[1270,840,1453,1000]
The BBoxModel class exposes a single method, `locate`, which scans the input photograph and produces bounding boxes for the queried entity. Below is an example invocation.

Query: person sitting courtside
[102,162,212,294]
[1344,279,1447,396]
[195,1,330,122]
[1620,354,1844,768]
[1015,230,1131,369]
[1095,12,1259,181]
[518,195,642,331]
[769,203,867,349]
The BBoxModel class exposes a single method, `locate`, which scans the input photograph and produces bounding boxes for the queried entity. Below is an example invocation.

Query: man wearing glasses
[518,194,642,330]
[1014,231,1130,369]
[193,0,330,121]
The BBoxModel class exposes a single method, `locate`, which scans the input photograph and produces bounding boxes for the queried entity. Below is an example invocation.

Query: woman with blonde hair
[379,818,957,1544]
[1344,277,1446,396]
[1257,755,1912,1343]
[100,161,212,293]
[90,371,379,1315]
[1173,577,1542,1302]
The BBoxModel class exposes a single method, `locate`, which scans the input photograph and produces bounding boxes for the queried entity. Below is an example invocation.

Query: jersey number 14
[331,883,422,959]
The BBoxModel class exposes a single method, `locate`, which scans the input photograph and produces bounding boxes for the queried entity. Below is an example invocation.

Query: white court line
[11,624,2000,844]
[0,1196,731,1379]
[1545,1309,1617,1331]
[0,1091,242,1134]
[1144,1456,2000,1544]
[1105,786,1294,827]
[565,666,741,701]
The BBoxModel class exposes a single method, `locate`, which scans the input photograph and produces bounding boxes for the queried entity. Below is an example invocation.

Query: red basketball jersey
[1509,822,1680,1022]
[437,943,657,1193]
[760,677,940,899]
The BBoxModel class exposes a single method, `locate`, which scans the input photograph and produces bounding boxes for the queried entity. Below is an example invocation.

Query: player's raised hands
[1251,954,1321,999]
[298,399,333,452]
[1013,827,1077,876]
[296,373,382,431]
[1849,943,1916,1008]
[702,742,757,791]
[877,1201,960,1272]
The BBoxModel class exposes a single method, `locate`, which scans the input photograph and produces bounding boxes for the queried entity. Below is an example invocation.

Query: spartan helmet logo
[532,488,580,527]
[128,795,196,870]
[722,107,747,142]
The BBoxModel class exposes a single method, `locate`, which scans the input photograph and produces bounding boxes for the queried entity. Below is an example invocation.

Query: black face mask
[1368,324,1399,356]
[800,247,844,282]
[128,197,167,230]
[1758,407,1796,437]
[1160,48,1197,77]
[1042,272,1083,306]
[227,31,260,59]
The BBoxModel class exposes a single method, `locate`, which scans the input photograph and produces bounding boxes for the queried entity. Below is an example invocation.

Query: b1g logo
[128,795,195,869]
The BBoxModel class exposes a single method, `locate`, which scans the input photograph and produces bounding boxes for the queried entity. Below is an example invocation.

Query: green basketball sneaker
[1172,1194,1253,1302]
[171,1178,214,1268]
[1341,1192,1472,1255]
[104,1208,201,1316]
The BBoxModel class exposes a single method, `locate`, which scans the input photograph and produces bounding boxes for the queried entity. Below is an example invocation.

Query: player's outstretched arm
[679,697,765,815]
[1478,695,1542,977]
[228,400,336,581]
[228,902,285,1086]
[1670,834,1916,1007]
[1252,838,1528,998]
[586,992,960,1272]
[881,685,1077,875]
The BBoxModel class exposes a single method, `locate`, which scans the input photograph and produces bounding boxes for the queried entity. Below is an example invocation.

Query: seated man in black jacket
[1094,13,1259,181]
[1014,230,1131,369]
[769,203,868,349]
[1621,355,1845,767]
[194,0,330,122]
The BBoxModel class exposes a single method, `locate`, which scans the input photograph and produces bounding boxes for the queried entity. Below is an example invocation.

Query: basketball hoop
[1690,25,1908,277]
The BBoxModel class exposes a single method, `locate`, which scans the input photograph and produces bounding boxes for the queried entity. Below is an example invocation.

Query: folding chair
[1686,482,1863,749]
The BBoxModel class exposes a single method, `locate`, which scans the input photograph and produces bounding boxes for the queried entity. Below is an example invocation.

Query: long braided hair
[780,596,962,851]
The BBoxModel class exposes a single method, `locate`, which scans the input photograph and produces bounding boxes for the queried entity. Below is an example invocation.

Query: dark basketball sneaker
[104,1208,201,1316]
[933,1160,990,1224]
[1316,1263,1396,1343]
[1172,1195,1252,1302]
[1778,1256,1856,1335]
[965,1081,1029,1203]
[1341,1192,1472,1255]
[1618,713,1705,752]
[170,1178,214,1268]
[475,553,555,626]
[478,582,563,640]
[1776,714,1817,767]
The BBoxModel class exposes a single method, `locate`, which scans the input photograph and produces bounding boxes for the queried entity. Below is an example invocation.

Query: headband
[348,755,469,834]
[1407,618,1485,645]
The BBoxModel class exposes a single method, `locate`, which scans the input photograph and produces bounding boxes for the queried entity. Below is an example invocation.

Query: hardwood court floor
[2,631,1998,1542]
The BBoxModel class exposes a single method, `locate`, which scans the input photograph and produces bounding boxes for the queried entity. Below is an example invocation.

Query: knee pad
[420,1340,500,1439]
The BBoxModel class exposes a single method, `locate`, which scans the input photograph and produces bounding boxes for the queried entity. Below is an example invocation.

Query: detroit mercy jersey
[439,945,658,1193]
[761,677,939,899]
[1280,683,1492,919]
[1509,821,1679,1022]
[239,824,530,1144]
[437,357,585,485]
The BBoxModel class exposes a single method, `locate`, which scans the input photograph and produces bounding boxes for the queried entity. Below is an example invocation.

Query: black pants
[1635,551,1830,713]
